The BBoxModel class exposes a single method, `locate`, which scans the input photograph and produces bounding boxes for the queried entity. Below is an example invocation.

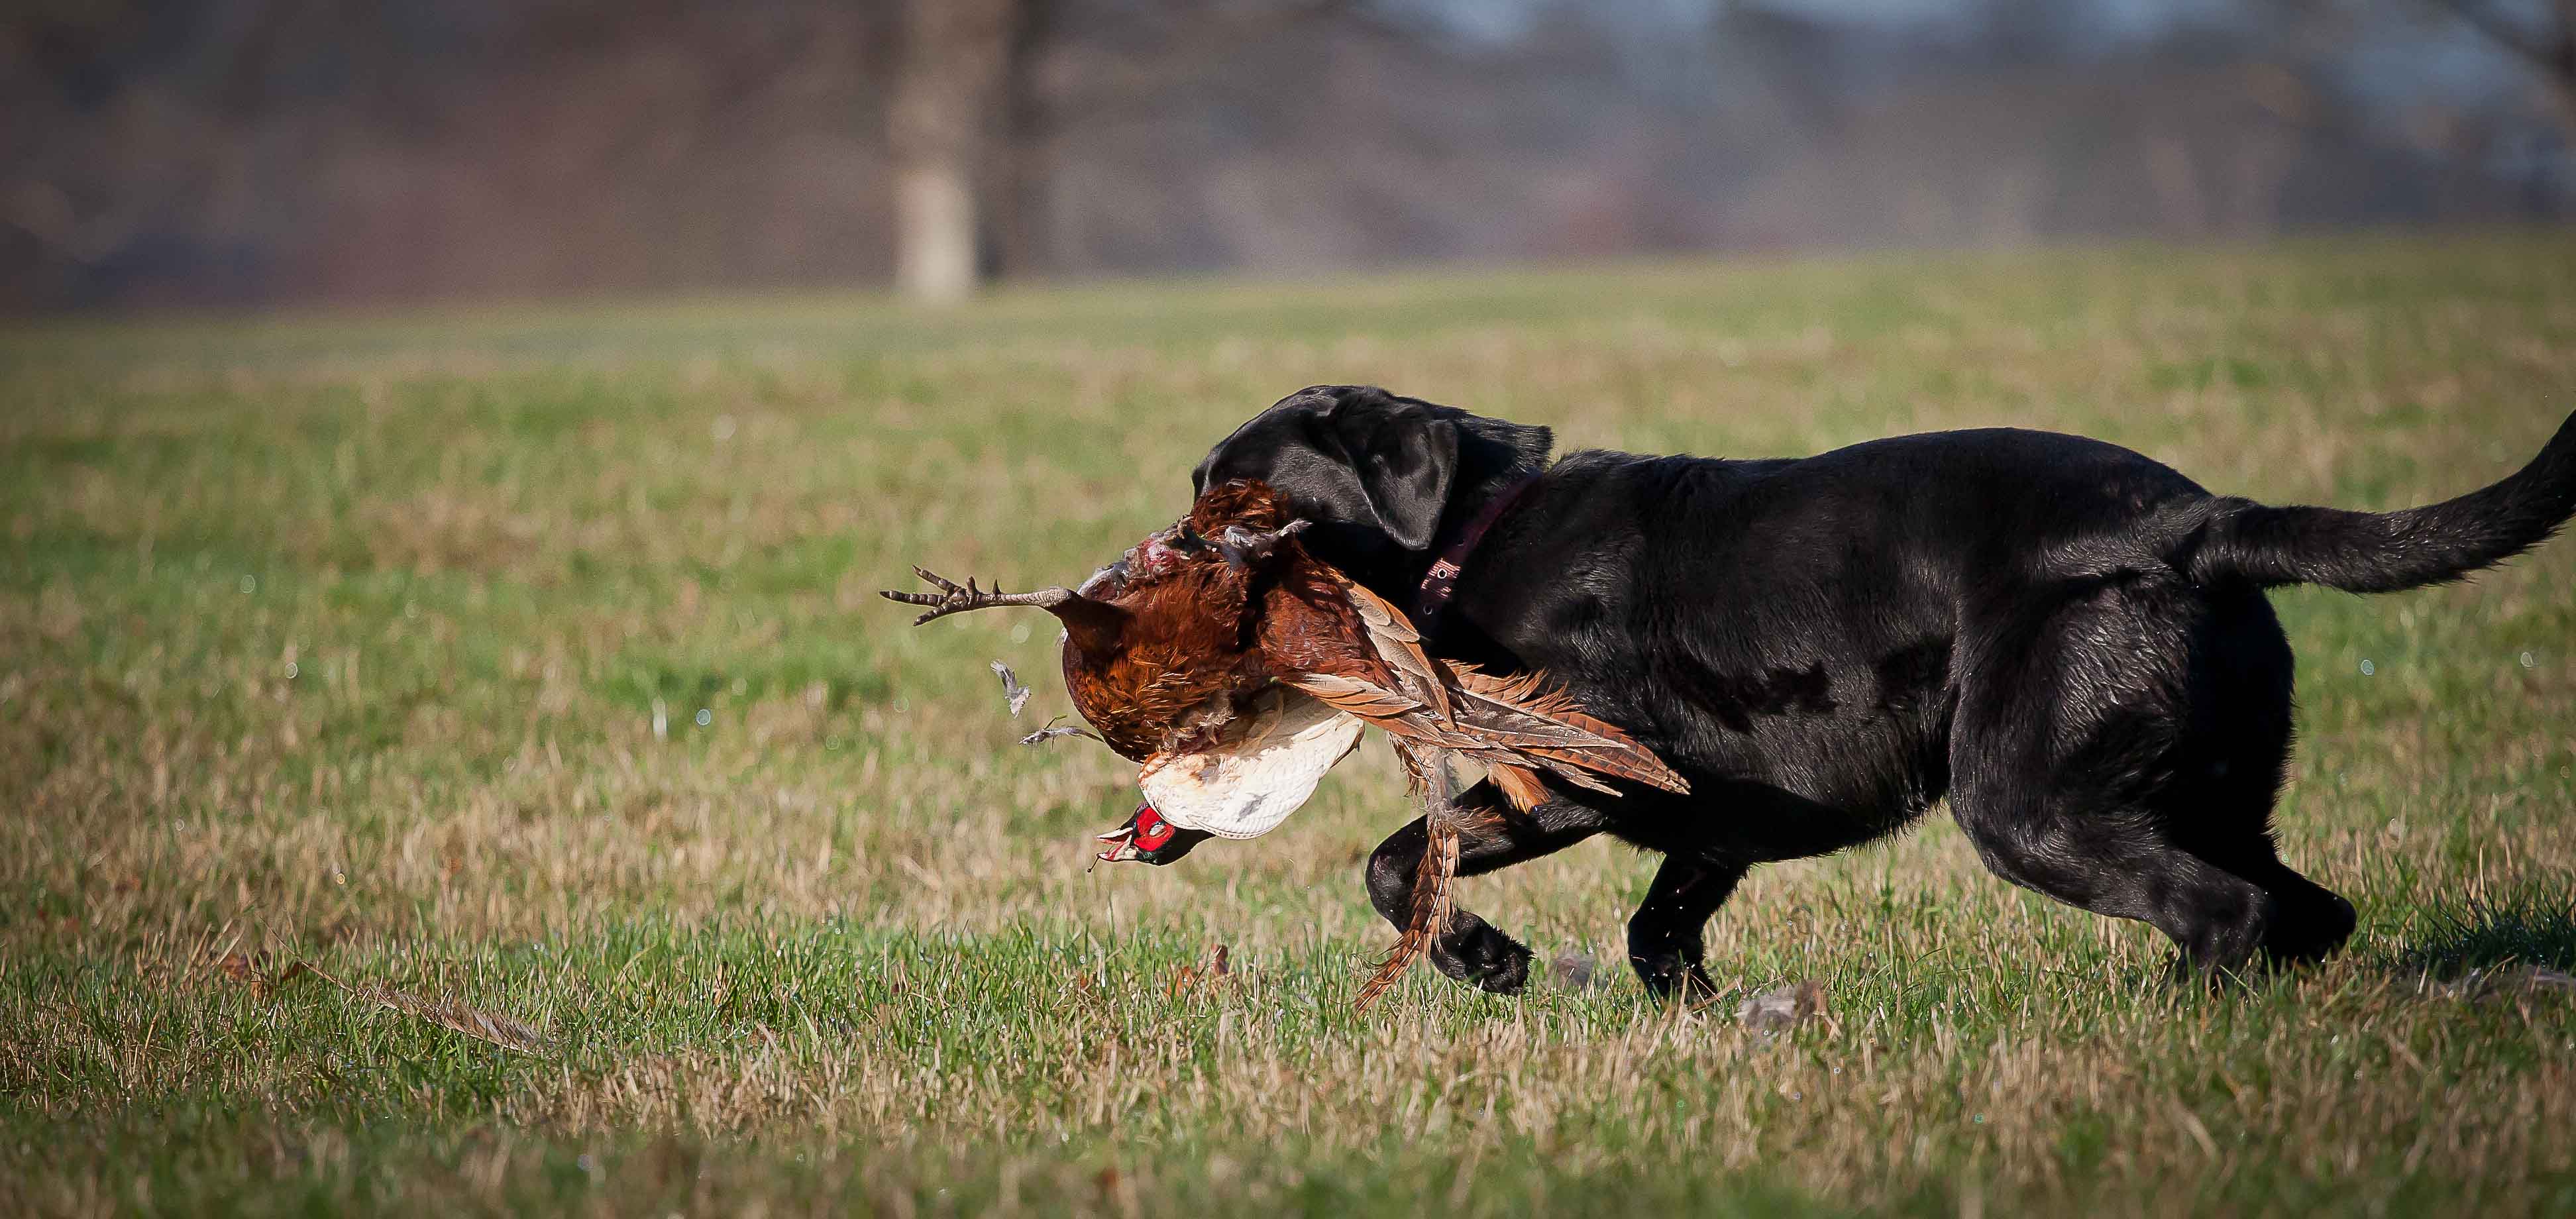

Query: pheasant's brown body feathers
[1050,519,1265,763]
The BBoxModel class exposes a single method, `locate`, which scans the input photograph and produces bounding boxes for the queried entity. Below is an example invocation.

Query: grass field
[6,233,2576,1216]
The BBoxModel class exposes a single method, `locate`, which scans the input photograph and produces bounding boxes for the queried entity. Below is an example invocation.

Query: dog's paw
[1430,912,1533,995]
[1629,951,1719,1004]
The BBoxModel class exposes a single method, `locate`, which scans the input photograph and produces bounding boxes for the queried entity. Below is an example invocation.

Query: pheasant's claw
[880,566,975,622]
[880,567,1074,625]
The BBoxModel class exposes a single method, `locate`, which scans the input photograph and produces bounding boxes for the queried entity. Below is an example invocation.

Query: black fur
[1197,385,2576,996]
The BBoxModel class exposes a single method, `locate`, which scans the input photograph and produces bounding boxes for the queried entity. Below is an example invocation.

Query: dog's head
[1192,386,1553,586]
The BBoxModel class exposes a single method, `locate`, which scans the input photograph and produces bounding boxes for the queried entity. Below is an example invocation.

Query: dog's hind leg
[1947,576,2353,978]
[1366,780,1604,994]
[2153,586,2357,968]
[1951,773,2281,975]
[1957,774,2352,976]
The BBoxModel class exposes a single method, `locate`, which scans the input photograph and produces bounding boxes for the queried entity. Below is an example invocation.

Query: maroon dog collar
[1413,472,1540,637]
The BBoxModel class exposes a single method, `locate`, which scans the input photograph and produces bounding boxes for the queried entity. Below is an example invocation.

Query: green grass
[6,233,2576,1216]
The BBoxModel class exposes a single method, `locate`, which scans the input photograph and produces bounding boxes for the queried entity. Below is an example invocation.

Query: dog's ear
[1197,385,1550,555]
[1320,396,1460,551]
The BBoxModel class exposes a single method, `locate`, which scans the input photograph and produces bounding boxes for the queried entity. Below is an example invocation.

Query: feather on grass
[271,960,553,1057]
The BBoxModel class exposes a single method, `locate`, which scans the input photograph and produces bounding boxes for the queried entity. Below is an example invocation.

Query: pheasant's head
[1093,802,1211,866]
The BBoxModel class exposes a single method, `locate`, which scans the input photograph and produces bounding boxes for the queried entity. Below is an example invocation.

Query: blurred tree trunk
[890,0,1019,302]
[889,0,1354,293]
[996,0,1059,280]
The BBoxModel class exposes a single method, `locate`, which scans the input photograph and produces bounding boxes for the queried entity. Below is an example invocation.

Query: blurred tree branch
[2427,0,2576,85]
[2270,0,2576,146]
[2424,0,2576,131]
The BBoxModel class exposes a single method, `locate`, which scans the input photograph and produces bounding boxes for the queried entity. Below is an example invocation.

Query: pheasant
[885,478,1688,1004]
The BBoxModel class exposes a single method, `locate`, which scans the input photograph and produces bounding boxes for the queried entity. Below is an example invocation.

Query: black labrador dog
[1171,385,2576,996]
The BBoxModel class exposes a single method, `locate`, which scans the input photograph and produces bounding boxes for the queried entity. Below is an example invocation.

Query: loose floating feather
[992,661,1034,717]
[260,959,553,1056]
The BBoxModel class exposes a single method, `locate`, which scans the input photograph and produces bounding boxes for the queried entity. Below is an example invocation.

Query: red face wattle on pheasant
[1091,802,1187,866]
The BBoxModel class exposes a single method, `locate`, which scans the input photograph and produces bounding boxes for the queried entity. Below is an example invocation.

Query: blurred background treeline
[5,0,2574,313]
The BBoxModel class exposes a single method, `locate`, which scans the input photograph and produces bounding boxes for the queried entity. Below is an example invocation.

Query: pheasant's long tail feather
[1355,763,1462,1010]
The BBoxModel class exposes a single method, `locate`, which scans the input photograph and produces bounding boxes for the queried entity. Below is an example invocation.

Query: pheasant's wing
[1279,669,1428,729]
[1450,667,1692,796]
[1279,670,1475,811]
[1275,562,1686,806]
[1277,670,1495,768]
[1282,664,1688,808]
[1333,575,1453,726]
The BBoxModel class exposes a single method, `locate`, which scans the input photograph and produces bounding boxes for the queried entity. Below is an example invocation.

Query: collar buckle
[1412,473,1539,637]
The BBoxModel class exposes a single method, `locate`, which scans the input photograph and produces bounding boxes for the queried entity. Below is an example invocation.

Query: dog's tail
[2185,410,2576,594]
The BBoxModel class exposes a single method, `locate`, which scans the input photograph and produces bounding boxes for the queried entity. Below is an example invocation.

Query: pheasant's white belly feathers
[1138,686,1364,839]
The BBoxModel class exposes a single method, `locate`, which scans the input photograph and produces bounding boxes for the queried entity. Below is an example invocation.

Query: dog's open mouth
[1093,686,1364,865]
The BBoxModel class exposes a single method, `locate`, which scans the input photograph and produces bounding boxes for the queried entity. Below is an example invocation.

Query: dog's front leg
[1364,781,1603,995]
[1627,855,1748,1002]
